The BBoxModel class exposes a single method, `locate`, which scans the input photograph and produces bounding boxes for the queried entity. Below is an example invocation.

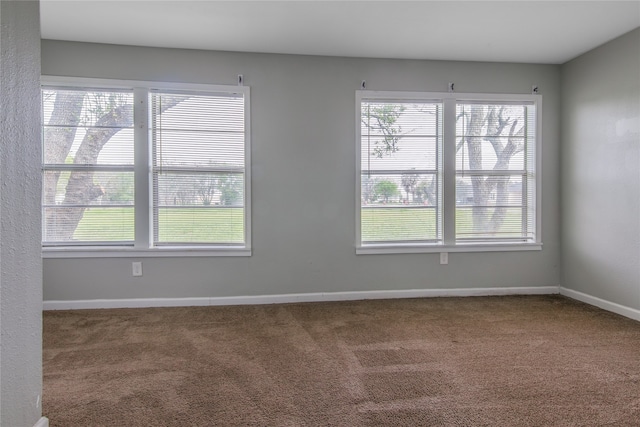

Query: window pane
[156,207,244,244]
[152,94,245,169]
[42,89,134,165]
[362,136,437,171]
[152,94,244,132]
[42,170,134,244]
[362,173,438,206]
[42,87,135,245]
[154,172,244,244]
[154,130,244,168]
[456,175,524,207]
[43,170,134,206]
[456,137,525,171]
[456,103,533,172]
[361,102,439,136]
[151,91,246,246]
[154,173,244,244]
[155,172,244,207]
[456,207,529,240]
[43,206,134,243]
[361,172,440,243]
[362,207,438,243]
[360,100,442,245]
[455,102,535,242]
[361,102,440,167]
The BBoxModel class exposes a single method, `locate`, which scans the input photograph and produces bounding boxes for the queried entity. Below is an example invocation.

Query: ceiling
[40,1,640,64]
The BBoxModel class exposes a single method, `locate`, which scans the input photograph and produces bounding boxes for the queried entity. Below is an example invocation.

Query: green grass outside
[362,208,437,241]
[455,207,524,238]
[73,207,134,241]
[156,208,244,243]
[362,207,525,242]
[73,206,524,243]
[74,207,244,243]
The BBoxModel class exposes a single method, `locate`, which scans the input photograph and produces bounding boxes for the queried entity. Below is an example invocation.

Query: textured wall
[0,1,43,426]
[561,28,640,310]
[41,41,561,302]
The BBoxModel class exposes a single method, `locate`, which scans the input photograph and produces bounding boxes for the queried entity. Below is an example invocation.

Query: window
[358,96,443,245]
[356,91,540,253]
[150,91,246,246]
[455,101,536,243]
[42,79,251,256]
[42,88,135,245]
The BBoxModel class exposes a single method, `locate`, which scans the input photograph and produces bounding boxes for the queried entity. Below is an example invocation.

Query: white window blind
[359,97,443,245]
[150,91,246,246]
[42,87,135,245]
[455,101,536,242]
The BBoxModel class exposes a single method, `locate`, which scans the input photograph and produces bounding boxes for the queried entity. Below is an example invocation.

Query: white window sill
[42,247,252,259]
[356,242,542,255]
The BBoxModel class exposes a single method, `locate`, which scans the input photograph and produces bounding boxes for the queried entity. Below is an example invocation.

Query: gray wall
[561,28,640,310]
[0,1,43,426]
[41,40,561,301]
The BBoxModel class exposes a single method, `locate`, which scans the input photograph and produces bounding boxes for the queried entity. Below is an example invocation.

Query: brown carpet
[43,295,640,426]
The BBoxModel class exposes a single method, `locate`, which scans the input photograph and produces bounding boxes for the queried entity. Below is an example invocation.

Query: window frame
[41,76,251,258]
[356,90,542,254]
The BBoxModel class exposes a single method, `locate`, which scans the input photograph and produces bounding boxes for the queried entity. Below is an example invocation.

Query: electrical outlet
[440,252,448,265]
[132,262,143,277]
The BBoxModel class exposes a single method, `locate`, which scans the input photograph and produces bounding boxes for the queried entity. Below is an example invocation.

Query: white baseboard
[43,297,211,310]
[560,287,640,321]
[43,286,559,310]
[34,417,49,427]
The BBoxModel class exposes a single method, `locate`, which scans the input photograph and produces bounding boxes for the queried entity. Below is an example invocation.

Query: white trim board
[43,286,559,310]
[560,287,640,322]
[34,417,49,427]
